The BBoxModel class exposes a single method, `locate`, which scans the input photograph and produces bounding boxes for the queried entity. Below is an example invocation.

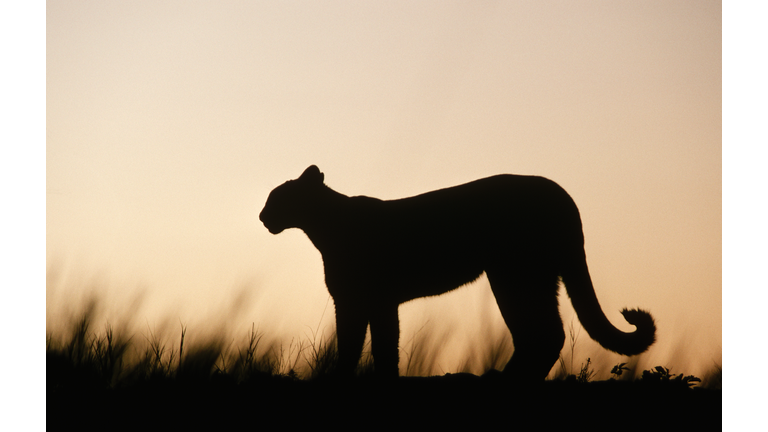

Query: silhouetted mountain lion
[260,165,655,379]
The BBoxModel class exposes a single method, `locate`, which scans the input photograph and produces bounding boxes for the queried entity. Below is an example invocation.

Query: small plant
[232,323,264,378]
[230,323,294,380]
[302,300,342,379]
[611,362,630,379]
[641,366,701,388]
[576,357,595,383]
[556,319,581,379]
[91,324,129,386]
[403,321,433,376]
[143,323,175,377]
[274,337,305,378]
[303,328,339,378]
[178,322,187,370]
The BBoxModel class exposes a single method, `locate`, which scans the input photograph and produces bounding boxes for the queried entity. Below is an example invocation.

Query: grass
[46,305,721,430]
[553,319,603,382]
[47,305,374,391]
[47,306,714,389]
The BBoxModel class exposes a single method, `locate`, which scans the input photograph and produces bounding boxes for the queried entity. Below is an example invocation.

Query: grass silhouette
[47,298,722,386]
[47,296,720,429]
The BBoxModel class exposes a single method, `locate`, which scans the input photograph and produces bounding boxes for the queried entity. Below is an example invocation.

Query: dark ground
[48,369,720,430]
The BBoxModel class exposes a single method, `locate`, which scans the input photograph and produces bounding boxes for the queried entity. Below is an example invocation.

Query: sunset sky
[42,0,725,384]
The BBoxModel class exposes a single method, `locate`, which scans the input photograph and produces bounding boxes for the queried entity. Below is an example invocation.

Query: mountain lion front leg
[368,303,400,378]
[333,300,368,377]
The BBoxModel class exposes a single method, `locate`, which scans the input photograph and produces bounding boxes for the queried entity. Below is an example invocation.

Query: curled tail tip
[621,307,654,325]
[620,307,657,352]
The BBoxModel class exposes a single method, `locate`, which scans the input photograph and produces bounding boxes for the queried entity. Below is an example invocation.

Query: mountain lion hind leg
[486,265,566,380]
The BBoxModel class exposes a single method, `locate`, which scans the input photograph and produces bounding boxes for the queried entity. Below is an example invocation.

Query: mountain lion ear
[299,165,324,183]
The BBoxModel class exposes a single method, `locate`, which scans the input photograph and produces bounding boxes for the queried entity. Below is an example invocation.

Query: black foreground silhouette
[48,358,720,429]
[260,166,655,380]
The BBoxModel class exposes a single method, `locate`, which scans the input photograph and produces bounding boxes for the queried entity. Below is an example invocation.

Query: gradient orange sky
[45,1,722,380]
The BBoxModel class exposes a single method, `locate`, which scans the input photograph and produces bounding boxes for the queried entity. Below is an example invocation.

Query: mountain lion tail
[561,250,656,356]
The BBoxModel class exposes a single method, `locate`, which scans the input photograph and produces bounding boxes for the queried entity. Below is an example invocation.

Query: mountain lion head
[259,165,325,234]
